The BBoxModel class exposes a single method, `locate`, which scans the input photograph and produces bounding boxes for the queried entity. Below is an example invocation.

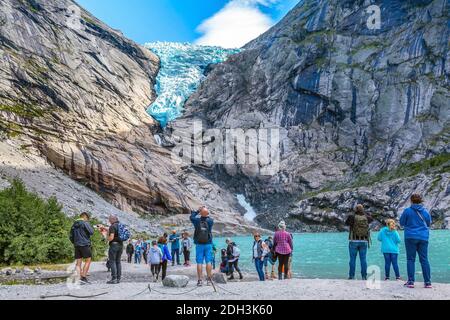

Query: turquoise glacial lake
[211,230,450,283]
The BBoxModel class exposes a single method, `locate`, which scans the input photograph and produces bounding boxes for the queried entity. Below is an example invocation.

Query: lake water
[212,230,450,283]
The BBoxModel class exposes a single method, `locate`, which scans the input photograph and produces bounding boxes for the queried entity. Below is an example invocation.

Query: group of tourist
[345,193,432,288]
[69,193,433,288]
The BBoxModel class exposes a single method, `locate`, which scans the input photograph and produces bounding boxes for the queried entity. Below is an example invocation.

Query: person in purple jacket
[400,193,432,289]
[273,221,293,280]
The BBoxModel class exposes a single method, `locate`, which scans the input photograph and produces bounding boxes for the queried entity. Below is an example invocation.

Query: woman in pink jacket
[273,221,293,280]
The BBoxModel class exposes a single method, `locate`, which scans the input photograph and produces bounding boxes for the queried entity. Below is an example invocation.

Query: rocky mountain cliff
[0,0,262,235]
[168,0,449,230]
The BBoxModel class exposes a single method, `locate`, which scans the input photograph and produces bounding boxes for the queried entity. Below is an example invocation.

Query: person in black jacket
[69,212,94,284]
[126,240,134,263]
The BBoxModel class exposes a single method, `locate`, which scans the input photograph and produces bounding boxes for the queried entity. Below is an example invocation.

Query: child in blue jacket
[377,219,401,280]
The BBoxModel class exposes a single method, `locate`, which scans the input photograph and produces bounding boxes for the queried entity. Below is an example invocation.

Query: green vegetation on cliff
[0,179,107,265]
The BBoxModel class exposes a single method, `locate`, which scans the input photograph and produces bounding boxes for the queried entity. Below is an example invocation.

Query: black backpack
[195,220,211,244]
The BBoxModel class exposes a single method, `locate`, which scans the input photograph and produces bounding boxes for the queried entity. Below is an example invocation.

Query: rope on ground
[40,291,109,299]
[214,283,240,296]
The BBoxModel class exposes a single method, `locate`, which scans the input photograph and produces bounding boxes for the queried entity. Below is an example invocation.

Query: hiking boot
[404,281,414,288]
[228,275,235,280]
[80,277,90,284]
[197,280,203,287]
[107,279,119,285]
[424,283,433,289]
[239,273,243,280]
[278,273,283,280]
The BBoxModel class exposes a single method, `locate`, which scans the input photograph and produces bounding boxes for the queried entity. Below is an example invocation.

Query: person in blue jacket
[377,219,401,280]
[190,206,214,287]
[169,230,181,266]
[157,237,172,281]
[399,193,432,289]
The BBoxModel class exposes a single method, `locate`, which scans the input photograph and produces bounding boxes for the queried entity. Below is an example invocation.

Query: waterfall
[236,194,257,222]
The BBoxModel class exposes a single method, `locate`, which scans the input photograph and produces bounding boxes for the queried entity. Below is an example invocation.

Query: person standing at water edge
[227,239,243,281]
[157,237,172,281]
[377,219,402,280]
[169,230,181,266]
[253,233,268,281]
[149,240,163,282]
[273,221,293,280]
[134,240,142,264]
[106,214,123,284]
[345,204,373,280]
[126,240,134,264]
[182,232,192,266]
[400,193,432,289]
[264,236,276,280]
[142,239,148,264]
[190,206,214,287]
[69,212,94,284]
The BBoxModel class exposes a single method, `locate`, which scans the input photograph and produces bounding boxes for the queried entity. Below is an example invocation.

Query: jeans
[405,238,431,284]
[134,253,141,264]
[383,253,400,279]
[127,253,133,263]
[349,241,368,279]
[108,242,123,280]
[255,258,265,281]
[171,248,180,265]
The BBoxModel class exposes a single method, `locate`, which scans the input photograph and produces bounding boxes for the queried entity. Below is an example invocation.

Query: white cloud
[195,0,279,48]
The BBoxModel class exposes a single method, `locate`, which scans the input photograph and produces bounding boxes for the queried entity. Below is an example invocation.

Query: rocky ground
[1,262,449,300]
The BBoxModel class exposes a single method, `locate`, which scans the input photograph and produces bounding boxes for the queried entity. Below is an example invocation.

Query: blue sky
[76,0,300,48]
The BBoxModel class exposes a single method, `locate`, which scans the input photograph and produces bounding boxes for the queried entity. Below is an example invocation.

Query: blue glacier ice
[144,42,240,127]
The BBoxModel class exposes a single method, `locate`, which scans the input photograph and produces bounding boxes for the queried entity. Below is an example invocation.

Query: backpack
[118,223,131,242]
[233,245,241,258]
[195,220,211,244]
[352,214,369,239]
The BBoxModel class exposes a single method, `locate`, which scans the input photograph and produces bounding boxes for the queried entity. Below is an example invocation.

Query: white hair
[278,221,286,230]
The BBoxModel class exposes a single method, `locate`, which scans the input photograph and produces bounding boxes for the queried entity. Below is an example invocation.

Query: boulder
[162,275,189,288]
[1,268,13,276]
[211,273,227,284]
[23,268,34,275]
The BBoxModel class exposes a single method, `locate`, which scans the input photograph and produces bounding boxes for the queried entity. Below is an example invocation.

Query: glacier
[144,42,240,127]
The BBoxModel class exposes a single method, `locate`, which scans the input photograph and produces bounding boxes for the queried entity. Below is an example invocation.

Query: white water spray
[236,194,257,222]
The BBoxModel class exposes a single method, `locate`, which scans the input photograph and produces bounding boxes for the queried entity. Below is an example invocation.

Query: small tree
[0,179,107,265]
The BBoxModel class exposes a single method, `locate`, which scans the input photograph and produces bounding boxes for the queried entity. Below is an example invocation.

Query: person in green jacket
[377,219,401,280]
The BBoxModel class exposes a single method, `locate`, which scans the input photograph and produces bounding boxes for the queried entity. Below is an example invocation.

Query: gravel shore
[1,262,449,300]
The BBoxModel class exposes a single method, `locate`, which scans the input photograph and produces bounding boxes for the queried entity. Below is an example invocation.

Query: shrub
[0,179,107,265]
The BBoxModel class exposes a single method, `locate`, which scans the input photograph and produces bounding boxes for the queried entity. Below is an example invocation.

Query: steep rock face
[0,0,254,227]
[170,0,449,229]
[0,0,268,234]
